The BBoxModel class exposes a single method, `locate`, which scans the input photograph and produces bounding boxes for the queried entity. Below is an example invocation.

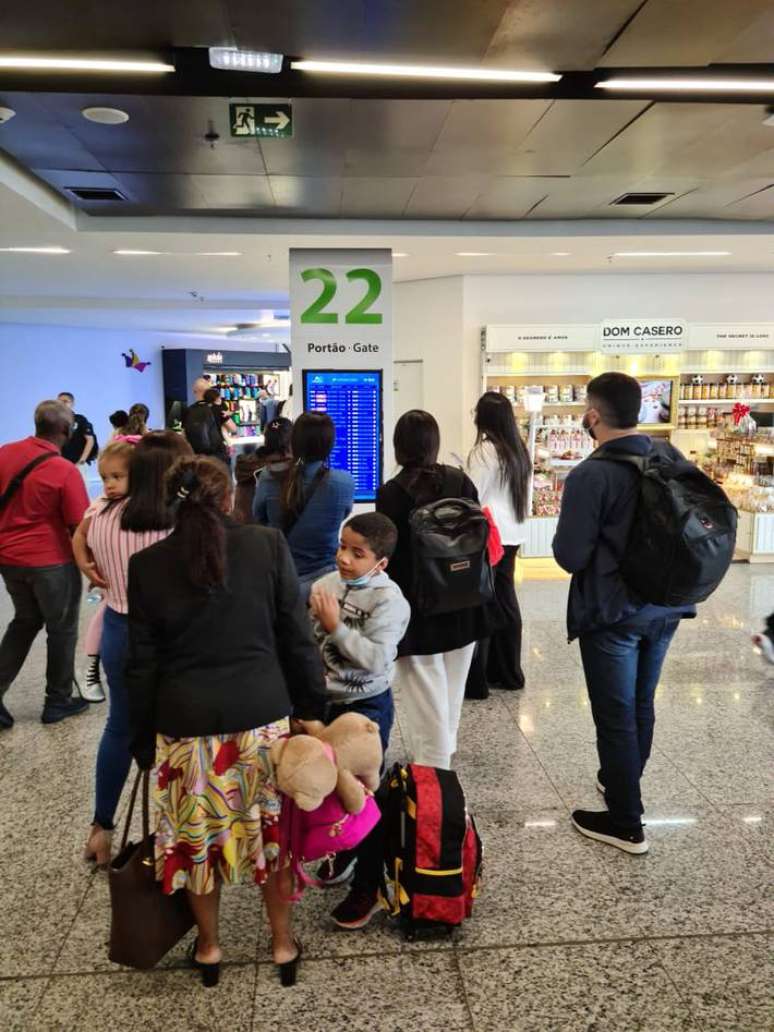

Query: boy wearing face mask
[309,512,410,756]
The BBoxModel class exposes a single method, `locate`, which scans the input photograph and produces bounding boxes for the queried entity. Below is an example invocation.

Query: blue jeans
[94,607,131,829]
[328,689,394,760]
[579,607,681,829]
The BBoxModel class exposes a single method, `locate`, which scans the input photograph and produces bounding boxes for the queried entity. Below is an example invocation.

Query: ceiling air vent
[612,192,674,206]
[66,186,126,201]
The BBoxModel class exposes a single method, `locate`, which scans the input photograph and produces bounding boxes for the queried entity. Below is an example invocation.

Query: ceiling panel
[228,0,510,62]
[646,178,774,218]
[504,99,649,175]
[423,99,550,175]
[0,0,232,49]
[484,0,645,70]
[404,176,491,217]
[600,0,774,67]
[340,177,417,217]
[717,8,774,61]
[267,176,342,216]
[258,100,352,176]
[525,175,701,219]
[190,175,274,209]
[342,100,451,176]
[724,184,774,219]
[464,177,553,218]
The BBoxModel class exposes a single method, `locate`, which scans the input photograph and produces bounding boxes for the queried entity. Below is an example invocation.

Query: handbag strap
[119,766,153,863]
[281,465,328,535]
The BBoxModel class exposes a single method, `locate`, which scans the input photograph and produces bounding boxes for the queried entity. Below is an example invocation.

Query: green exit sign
[229,103,292,138]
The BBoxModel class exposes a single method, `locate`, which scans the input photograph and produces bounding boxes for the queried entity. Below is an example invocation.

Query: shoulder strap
[282,466,328,536]
[0,451,58,512]
[587,448,648,473]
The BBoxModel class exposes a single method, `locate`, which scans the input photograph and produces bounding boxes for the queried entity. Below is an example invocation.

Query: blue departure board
[303,370,383,502]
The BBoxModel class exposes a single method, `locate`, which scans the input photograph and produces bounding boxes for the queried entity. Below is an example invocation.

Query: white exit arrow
[264,110,290,131]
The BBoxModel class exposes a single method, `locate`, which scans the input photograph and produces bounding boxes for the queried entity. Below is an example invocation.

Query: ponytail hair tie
[176,468,199,501]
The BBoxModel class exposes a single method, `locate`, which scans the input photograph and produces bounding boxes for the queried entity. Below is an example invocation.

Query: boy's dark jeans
[0,562,81,706]
[327,690,394,893]
[579,606,681,829]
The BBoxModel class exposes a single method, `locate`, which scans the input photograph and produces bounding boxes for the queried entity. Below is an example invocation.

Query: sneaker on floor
[331,889,382,930]
[571,809,648,855]
[41,696,90,725]
[79,657,106,703]
[752,632,774,666]
[0,701,13,730]
[316,852,357,887]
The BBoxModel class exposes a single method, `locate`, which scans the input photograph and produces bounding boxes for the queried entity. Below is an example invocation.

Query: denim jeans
[0,562,81,706]
[579,606,681,829]
[94,607,131,829]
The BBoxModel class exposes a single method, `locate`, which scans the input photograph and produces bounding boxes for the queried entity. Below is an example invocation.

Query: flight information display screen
[303,370,383,502]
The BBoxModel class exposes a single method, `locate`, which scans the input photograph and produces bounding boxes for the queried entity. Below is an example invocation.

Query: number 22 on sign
[300,267,383,325]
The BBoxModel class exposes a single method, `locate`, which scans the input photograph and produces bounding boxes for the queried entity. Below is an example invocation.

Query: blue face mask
[341,563,383,588]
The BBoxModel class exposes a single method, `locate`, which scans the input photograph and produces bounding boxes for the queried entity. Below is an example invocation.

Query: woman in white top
[466,391,532,693]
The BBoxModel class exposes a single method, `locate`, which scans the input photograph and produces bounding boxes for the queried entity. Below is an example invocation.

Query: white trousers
[395,643,476,770]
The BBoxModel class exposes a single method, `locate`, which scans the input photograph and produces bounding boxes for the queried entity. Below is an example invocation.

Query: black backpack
[590,448,737,606]
[404,468,494,615]
[182,402,222,456]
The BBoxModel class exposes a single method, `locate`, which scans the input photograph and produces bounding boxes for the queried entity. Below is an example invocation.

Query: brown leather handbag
[108,767,194,969]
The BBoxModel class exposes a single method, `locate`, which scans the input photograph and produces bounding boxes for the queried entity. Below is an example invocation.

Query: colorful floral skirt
[153,719,289,895]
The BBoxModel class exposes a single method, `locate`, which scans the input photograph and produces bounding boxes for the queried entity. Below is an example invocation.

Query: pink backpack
[278,773,381,901]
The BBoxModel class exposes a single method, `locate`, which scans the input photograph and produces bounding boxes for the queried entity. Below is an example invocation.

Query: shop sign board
[693,324,774,349]
[290,249,393,501]
[229,103,292,138]
[484,324,594,353]
[599,318,688,353]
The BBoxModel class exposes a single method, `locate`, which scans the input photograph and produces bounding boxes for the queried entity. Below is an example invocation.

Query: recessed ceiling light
[82,106,129,125]
[194,251,242,257]
[208,48,283,73]
[0,245,70,254]
[392,252,409,258]
[113,249,163,256]
[551,251,571,256]
[292,59,560,83]
[455,251,494,257]
[596,77,774,93]
[0,55,174,73]
[612,251,732,257]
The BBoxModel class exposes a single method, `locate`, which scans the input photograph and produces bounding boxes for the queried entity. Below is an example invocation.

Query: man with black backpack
[182,377,230,467]
[553,372,735,855]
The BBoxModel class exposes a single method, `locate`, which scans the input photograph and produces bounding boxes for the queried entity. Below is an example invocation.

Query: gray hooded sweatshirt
[310,570,411,704]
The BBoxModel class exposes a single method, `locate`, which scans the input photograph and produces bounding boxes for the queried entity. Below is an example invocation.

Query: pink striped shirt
[87,498,171,614]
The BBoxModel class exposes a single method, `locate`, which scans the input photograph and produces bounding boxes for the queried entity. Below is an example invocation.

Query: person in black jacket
[376,410,501,770]
[126,455,327,988]
[553,373,694,857]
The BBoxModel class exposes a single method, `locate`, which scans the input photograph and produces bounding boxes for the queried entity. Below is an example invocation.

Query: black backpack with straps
[590,446,737,606]
[0,452,57,512]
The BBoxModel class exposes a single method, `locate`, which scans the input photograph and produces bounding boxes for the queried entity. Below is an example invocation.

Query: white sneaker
[752,633,774,666]
[79,656,106,703]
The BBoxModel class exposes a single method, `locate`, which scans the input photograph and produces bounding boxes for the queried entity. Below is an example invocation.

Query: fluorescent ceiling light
[292,59,560,83]
[113,249,163,256]
[551,251,571,256]
[0,245,70,254]
[613,251,731,257]
[456,251,494,256]
[392,252,409,258]
[0,56,174,73]
[597,77,774,93]
[209,48,282,73]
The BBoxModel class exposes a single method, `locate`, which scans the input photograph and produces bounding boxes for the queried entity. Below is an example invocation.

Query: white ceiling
[1,165,773,336]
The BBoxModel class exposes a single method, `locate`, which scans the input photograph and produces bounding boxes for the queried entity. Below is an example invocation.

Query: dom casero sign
[599,319,688,353]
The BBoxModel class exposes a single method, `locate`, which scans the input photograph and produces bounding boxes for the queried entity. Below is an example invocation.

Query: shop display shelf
[678,397,774,406]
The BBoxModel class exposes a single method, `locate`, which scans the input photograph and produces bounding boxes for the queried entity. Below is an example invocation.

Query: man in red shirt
[0,399,91,728]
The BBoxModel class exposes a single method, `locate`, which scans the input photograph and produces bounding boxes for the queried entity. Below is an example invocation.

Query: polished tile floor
[0,563,771,1031]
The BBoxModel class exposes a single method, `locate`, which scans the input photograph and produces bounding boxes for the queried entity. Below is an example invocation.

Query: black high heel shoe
[275,939,302,988]
[187,938,221,988]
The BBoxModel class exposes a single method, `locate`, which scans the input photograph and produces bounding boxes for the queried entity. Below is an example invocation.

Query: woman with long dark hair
[74,431,193,867]
[376,410,501,769]
[126,456,326,987]
[253,412,354,594]
[466,391,532,693]
[232,417,293,525]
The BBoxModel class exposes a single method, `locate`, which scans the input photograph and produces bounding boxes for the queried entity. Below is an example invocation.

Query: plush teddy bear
[300,711,383,815]
[269,734,338,812]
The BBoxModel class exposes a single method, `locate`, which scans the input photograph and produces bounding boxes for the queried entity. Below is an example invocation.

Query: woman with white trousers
[376,410,501,769]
